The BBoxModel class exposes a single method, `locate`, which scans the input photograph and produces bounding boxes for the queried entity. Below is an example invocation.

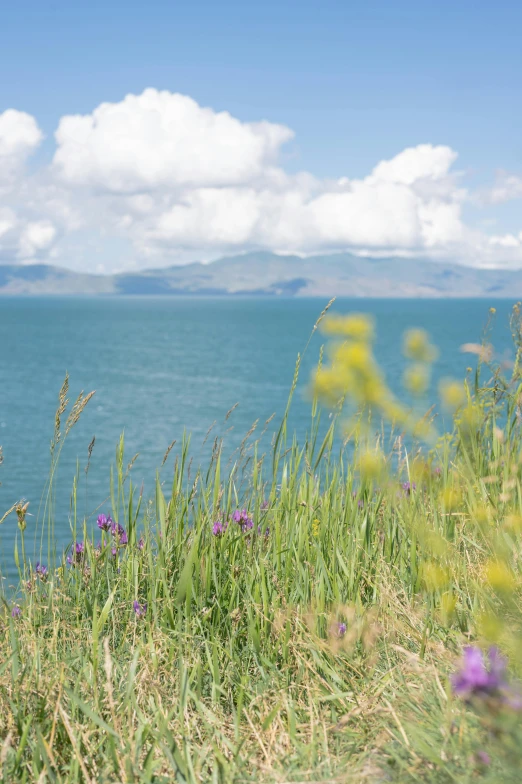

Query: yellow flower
[333,341,373,372]
[312,518,320,537]
[505,514,522,532]
[441,487,461,511]
[404,364,429,396]
[439,379,466,410]
[439,592,457,624]
[485,559,516,594]
[421,562,449,592]
[403,328,438,363]
[322,313,374,342]
[358,450,385,481]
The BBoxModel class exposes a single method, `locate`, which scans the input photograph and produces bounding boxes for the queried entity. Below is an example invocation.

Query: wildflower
[15,501,30,532]
[120,530,128,545]
[401,481,416,496]
[35,562,48,580]
[11,606,21,618]
[403,328,438,363]
[476,751,491,766]
[137,536,145,550]
[439,380,466,410]
[232,509,254,532]
[67,541,84,566]
[261,499,270,510]
[97,513,113,531]
[212,520,227,536]
[404,364,429,396]
[452,646,508,698]
[111,547,117,558]
[110,520,125,538]
[133,600,147,618]
[321,313,374,342]
[337,622,347,637]
[257,524,270,537]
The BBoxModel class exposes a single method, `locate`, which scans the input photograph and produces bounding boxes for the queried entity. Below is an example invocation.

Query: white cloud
[18,220,57,259]
[487,173,522,204]
[0,109,42,182]
[53,88,294,192]
[0,90,521,270]
[368,144,458,186]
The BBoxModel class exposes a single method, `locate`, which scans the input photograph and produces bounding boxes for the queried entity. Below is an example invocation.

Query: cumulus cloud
[369,144,458,186]
[139,143,464,255]
[0,89,521,270]
[18,220,57,259]
[53,89,294,192]
[0,109,42,183]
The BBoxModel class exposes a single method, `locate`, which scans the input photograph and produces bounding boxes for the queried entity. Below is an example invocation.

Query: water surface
[0,297,516,576]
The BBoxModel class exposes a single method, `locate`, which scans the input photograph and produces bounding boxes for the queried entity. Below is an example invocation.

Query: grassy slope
[1,313,522,782]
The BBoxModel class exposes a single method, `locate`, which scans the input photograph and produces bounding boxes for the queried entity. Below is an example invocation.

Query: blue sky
[0,0,521,271]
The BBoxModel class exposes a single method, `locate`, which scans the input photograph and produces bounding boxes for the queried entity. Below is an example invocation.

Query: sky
[0,0,521,273]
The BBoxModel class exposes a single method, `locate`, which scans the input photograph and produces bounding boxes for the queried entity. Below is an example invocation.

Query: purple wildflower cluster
[11,605,21,618]
[452,646,522,708]
[133,600,147,618]
[97,513,128,545]
[401,481,417,496]
[212,519,228,536]
[67,541,85,566]
[232,509,254,531]
[337,622,347,637]
[35,562,48,580]
[97,513,112,531]
[212,508,270,538]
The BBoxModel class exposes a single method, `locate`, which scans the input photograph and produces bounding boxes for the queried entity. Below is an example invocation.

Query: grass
[2,305,522,782]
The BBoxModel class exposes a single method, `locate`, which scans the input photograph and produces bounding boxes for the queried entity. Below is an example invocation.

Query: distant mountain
[2,252,522,297]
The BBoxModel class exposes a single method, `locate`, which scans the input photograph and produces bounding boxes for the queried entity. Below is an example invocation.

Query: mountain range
[1,251,522,297]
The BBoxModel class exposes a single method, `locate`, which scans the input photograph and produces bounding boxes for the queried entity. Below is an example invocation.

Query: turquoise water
[0,297,516,578]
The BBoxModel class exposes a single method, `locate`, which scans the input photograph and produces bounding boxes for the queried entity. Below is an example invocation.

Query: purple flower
[97,513,113,531]
[11,606,21,618]
[401,481,416,496]
[476,751,491,766]
[111,547,117,558]
[261,499,270,510]
[212,520,227,536]
[67,541,85,566]
[231,509,254,532]
[108,520,128,546]
[133,600,147,618]
[452,646,507,698]
[110,520,125,538]
[337,622,347,637]
[35,562,48,579]
[137,537,145,551]
[257,525,270,537]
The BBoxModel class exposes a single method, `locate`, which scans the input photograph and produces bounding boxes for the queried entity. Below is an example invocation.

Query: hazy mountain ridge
[1,252,522,297]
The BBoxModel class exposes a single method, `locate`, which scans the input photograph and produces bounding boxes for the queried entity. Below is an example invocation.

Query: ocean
[0,296,517,578]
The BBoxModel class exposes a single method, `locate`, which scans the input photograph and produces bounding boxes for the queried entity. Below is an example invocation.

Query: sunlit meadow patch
[2,304,522,781]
